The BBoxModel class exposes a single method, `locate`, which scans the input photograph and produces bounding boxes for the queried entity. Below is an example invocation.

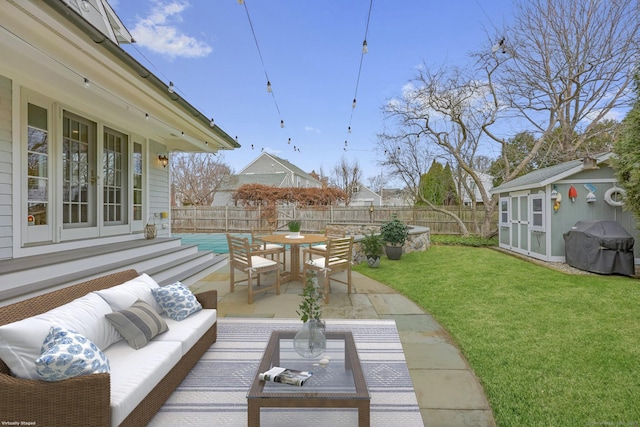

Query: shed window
[499,197,509,226]
[531,195,544,231]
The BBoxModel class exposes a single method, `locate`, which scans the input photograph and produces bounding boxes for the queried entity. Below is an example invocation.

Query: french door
[23,97,136,245]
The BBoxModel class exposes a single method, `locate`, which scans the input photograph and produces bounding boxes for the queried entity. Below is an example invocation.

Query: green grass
[354,246,640,426]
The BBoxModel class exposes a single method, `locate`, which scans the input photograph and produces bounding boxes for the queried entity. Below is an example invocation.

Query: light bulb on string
[209,118,215,128]
[348,126,352,134]
[251,144,254,150]
[352,98,357,108]
[280,120,284,128]
[83,78,90,88]
[267,81,272,93]
[288,138,291,144]
[145,113,149,120]
[362,39,368,54]
[168,81,175,93]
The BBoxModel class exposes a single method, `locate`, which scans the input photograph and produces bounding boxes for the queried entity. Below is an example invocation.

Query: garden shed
[490,152,639,265]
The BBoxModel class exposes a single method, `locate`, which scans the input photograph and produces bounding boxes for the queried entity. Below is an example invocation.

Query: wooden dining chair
[311,226,346,253]
[251,227,286,270]
[302,236,353,303]
[227,234,280,304]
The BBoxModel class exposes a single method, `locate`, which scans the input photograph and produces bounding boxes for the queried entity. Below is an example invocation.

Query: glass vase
[293,319,326,358]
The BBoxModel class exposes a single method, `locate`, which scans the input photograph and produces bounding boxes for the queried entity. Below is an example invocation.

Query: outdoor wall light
[158,154,169,168]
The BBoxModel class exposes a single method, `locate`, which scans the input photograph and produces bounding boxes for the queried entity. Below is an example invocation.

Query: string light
[83,77,90,88]
[209,118,215,127]
[267,81,272,93]
[280,119,285,128]
[288,138,291,144]
[168,81,175,93]
[344,0,374,152]
[145,113,149,120]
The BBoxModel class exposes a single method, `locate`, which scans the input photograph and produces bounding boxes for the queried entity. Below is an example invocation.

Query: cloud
[304,126,321,133]
[130,1,212,59]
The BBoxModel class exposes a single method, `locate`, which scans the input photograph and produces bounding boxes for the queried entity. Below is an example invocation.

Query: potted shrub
[288,220,301,238]
[380,215,409,260]
[361,231,383,267]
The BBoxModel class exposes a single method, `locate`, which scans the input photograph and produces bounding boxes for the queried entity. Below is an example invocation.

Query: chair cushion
[151,282,202,321]
[314,244,327,251]
[105,300,168,350]
[250,256,278,268]
[35,326,110,382]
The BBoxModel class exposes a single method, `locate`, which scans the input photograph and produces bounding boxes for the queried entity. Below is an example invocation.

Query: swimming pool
[173,233,250,254]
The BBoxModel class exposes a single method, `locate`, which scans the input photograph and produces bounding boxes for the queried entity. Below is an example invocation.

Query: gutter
[42,0,240,150]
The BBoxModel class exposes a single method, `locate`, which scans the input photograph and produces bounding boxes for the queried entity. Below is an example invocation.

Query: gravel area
[492,247,640,278]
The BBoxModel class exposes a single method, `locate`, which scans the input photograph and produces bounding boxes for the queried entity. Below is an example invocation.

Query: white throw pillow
[0,293,119,380]
[94,273,163,314]
[151,282,202,321]
[36,326,110,382]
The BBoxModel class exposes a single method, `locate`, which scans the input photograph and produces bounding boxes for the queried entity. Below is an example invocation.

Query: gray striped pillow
[105,300,168,349]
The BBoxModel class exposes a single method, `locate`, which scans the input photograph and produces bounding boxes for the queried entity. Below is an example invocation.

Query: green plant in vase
[288,220,301,237]
[294,272,325,358]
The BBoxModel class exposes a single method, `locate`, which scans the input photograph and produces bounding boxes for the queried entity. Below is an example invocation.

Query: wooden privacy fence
[171,206,497,235]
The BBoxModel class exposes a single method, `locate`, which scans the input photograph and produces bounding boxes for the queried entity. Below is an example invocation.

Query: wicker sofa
[0,269,218,427]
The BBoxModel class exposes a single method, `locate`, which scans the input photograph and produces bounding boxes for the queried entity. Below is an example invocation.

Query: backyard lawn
[354,245,640,427]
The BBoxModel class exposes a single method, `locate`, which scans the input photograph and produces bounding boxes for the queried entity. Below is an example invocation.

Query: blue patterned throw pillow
[151,282,202,321]
[35,326,110,382]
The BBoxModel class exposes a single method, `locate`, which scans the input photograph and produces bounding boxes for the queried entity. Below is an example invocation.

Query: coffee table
[247,330,370,427]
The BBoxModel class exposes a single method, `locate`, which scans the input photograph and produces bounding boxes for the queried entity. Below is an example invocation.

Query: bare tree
[330,157,362,206]
[379,0,640,237]
[484,0,639,168]
[381,65,494,236]
[171,153,233,206]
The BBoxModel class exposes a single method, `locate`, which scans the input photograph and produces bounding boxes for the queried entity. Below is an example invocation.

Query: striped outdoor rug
[148,318,423,427]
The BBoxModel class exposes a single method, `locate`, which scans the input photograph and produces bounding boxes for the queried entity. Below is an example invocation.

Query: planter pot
[385,245,403,260]
[366,255,381,268]
[288,231,301,238]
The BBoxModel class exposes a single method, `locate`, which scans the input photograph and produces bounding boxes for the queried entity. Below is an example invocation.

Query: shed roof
[491,152,613,194]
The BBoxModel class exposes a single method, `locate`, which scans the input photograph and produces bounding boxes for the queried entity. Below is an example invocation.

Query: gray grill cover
[563,220,635,276]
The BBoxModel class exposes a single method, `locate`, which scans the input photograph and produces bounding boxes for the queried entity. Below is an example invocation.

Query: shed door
[510,194,529,254]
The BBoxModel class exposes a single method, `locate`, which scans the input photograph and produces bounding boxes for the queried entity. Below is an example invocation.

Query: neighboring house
[490,153,639,264]
[213,152,322,205]
[458,171,494,206]
[347,185,382,207]
[381,188,413,207]
[0,0,239,304]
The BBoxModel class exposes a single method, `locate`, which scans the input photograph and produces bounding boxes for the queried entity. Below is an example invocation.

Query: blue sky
[113,0,514,184]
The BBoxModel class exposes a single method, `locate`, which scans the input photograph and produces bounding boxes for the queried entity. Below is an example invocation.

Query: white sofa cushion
[35,326,110,381]
[0,293,120,380]
[105,340,182,427]
[153,309,217,355]
[151,282,202,321]
[95,273,163,314]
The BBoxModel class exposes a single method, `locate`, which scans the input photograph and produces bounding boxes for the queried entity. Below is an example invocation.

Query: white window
[499,197,509,226]
[530,194,545,231]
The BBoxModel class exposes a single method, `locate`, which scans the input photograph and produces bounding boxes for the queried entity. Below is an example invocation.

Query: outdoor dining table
[260,234,326,282]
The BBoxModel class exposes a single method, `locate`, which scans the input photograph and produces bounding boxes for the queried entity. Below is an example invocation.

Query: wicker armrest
[195,289,217,309]
[0,371,111,426]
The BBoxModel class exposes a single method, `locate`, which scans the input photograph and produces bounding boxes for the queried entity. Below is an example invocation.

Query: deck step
[0,238,226,306]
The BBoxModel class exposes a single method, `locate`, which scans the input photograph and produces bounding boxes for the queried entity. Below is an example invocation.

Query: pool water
[173,233,250,254]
